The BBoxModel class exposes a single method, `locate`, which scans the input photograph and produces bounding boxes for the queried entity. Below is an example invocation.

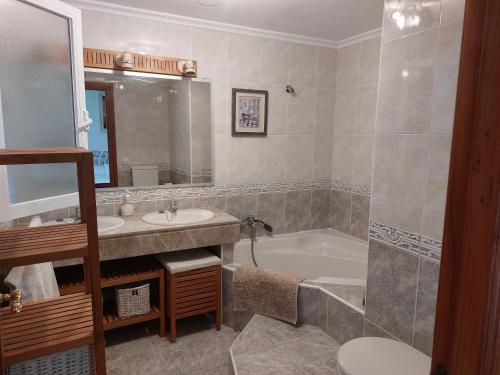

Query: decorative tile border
[419,236,442,263]
[369,221,441,263]
[96,179,369,204]
[330,180,371,196]
[369,221,420,254]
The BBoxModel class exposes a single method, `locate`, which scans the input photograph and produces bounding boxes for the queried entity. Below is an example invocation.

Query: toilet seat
[337,337,431,375]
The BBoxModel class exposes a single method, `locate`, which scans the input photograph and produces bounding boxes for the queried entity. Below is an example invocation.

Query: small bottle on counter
[120,191,134,217]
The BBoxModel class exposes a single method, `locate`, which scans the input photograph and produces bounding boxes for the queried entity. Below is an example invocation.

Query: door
[85,82,118,188]
[0,0,88,221]
[431,0,500,374]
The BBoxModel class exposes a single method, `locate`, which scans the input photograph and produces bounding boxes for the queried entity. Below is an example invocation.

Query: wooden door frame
[431,0,500,374]
[85,81,118,188]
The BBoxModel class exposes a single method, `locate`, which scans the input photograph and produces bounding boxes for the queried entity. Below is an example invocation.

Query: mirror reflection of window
[84,70,213,189]
[85,82,117,188]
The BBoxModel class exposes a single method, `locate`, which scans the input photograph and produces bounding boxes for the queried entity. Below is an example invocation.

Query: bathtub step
[229,314,341,375]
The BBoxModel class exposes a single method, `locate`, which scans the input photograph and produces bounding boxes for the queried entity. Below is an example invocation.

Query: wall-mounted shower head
[285,85,297,96]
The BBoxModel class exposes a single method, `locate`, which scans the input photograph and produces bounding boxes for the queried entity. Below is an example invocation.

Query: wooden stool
[156,249,222,343]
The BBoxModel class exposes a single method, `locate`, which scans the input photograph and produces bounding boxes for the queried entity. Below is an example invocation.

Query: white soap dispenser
[120,191,134,217]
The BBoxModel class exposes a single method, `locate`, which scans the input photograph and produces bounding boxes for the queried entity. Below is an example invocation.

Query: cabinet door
[0,0,88,220]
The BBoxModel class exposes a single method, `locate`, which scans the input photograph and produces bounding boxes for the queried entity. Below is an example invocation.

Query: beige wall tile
[228,136,287,184]
[289,43,319,88]
[149,21,191,59]
[332,136,353,183]
[351,136,374,187]
[315,89,335,135]
[377,29,438,134]
[354,84,378,135]
[316,47,337,89]
[213,81,228,134]
[313,135,333,180]
[106,13,152,54]
[358,37,381,85]
[286,135,314,181]
[421,135,452,240]
[259,39,291,85]
[228,33,262,83]
[381,0,441,42]
[285,190,312,232]
[336,43,360,89]
[192,27,228,80]
[431,23,463,134]
[81,10,107,49]
[441,0,466,25]
[261,84,288,135]
[334,88,357,135]
[287,87,316,134]
[213,134,227,186]
[371,134,429,233]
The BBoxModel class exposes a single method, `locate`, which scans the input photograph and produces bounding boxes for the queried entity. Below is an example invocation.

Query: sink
[142,209,215,226]
[43,216,124,235]
[97,216,125,234]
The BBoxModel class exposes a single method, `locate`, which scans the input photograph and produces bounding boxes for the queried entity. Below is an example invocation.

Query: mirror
[84,69,213,189]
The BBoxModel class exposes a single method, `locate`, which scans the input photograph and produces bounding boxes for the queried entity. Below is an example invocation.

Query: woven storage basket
[6,345,94,375]
[115,283,151,318]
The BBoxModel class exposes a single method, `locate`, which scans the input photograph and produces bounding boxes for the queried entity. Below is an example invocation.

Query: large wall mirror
[84,69,213,189]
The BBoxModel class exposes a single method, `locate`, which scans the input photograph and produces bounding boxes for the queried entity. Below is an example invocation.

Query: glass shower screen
[0,0,78,205]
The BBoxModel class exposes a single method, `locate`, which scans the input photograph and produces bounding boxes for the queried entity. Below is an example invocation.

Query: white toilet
[337,337,431,375]
[131,165,158,186]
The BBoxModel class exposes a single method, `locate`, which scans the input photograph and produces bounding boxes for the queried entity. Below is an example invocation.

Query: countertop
[99,209,240,239]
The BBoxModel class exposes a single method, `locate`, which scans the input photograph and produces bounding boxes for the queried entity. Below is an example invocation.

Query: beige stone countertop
[98,209,240,239]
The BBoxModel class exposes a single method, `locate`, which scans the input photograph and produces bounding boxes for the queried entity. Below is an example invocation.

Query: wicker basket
[115,283,151,318]
[6,345,94,375]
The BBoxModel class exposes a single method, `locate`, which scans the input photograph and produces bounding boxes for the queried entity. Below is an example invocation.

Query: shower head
[285,85,297,96]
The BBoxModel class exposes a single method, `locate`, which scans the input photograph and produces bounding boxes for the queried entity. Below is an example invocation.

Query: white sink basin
[142,209,215,226]
[43,216,124,235]
[97,216,125,234]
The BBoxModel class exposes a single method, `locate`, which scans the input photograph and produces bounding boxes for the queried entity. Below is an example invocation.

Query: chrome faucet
[169,200,179,219]
[241,215,273,233]
[240,216,273,267]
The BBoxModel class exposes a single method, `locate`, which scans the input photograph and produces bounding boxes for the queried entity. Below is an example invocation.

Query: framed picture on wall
[231,89,268,136]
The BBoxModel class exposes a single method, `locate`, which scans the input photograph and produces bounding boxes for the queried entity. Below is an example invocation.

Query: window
[0,0,89,221]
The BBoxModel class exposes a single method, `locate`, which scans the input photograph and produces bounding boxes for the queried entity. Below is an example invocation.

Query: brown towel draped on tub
[233,265,305,325]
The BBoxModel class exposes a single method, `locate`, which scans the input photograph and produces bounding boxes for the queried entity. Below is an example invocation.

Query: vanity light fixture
[115,52,134,69]
[177,60,196,77]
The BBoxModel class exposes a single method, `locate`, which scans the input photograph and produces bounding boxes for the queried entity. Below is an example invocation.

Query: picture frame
[231,88,268,136]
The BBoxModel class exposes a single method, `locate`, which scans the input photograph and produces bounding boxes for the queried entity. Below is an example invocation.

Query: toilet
[337,337,431,375]
[131,165,158,186]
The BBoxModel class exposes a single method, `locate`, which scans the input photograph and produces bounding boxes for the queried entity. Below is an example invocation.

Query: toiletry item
[120,191,134,216]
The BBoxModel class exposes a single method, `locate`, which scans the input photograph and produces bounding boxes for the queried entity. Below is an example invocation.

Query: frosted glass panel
[0,0,77,204]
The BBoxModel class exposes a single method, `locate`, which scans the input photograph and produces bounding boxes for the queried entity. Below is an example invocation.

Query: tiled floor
[230,315,341,375]
[105,315,238,375]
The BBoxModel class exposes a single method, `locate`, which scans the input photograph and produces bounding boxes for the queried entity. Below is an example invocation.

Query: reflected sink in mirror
[43,216,125,235]
[142,209,215,226]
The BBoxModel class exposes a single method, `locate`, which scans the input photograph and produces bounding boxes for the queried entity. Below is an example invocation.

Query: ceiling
[84,0,384,42]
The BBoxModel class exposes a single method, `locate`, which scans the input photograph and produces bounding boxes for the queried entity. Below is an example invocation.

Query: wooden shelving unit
[0,148,106,375]
[55,256,165,336]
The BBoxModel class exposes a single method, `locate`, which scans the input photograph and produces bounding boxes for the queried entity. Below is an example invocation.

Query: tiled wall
[80,9,337,188]
[329,36,381,241]
[79,8,378,241]
[364,0,465,356]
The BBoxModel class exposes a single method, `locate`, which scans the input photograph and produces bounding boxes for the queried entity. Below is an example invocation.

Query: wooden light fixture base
[83,48,197,77]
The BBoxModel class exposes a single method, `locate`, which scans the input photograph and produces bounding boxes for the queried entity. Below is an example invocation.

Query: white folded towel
[4,218,60,303]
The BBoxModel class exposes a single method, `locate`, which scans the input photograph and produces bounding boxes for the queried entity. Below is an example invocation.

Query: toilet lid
[337,337,431,375]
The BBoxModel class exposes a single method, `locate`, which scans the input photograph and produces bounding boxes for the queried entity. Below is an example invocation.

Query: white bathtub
[233,229,368,284]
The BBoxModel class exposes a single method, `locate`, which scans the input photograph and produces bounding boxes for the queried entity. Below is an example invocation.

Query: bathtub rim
[223,264,366,315]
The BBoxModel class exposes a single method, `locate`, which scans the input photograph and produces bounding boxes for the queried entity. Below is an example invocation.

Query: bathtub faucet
[241,215,273,233]
[241,216,273,267]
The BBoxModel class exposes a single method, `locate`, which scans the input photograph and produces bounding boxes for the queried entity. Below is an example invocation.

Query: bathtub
[233,229,368,284]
